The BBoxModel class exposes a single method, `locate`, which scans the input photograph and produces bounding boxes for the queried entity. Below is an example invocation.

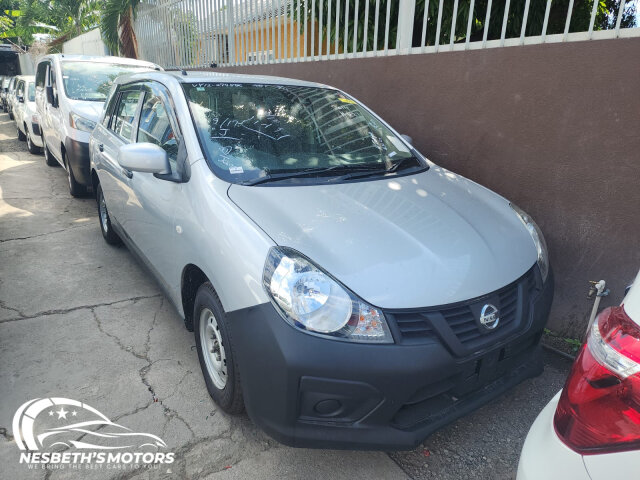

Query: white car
[13,75,44,154]
[517,269,640,479]
[35,54,161,196]
[5,75,18,119]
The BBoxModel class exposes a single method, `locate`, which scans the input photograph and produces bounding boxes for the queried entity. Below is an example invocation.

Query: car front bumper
[64,137,91,188]
[227,267,554,450]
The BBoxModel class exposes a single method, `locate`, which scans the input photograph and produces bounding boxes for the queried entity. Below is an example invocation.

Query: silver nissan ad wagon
[89,71,554,450]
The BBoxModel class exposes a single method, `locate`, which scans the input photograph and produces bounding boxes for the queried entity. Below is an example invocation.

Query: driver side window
[137,93,179,170]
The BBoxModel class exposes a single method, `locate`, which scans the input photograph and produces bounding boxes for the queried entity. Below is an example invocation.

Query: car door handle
[98,143,104,152]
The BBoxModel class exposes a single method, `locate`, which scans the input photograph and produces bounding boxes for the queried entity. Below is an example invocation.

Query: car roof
[115,70,335,90]
[39,54,161,69]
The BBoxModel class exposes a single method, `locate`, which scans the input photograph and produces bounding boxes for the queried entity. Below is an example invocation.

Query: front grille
[387,266,540,353]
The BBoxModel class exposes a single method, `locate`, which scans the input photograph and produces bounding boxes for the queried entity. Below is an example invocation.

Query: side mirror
[117,143,171,175]
[401,134,413,145]
[17,95,24,103]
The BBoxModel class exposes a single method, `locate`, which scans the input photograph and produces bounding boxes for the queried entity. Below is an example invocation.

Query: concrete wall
[62,28,109,56]
[215,37,640,337]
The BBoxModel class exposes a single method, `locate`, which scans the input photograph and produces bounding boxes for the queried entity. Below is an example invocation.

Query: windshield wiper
[336,156,423,181]
[240,164,385,186]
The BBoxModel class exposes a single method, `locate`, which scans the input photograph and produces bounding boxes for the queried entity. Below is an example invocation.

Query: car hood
[67,99,103,122]
[228,167,538,308]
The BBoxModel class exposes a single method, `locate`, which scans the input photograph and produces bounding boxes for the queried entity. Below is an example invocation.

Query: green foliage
[100,0,140,56]
[0,14,14,33]
[304,0,637,52]
[544,328,583,354]
[5,0,100,45]
[563,336,583,353]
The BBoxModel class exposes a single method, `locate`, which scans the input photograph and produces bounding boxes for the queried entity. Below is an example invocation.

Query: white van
[13,75,44,154]
[35,54,160,196]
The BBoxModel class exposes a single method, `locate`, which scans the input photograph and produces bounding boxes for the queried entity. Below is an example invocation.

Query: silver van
[90,71,554,450]
[34,54,160,196]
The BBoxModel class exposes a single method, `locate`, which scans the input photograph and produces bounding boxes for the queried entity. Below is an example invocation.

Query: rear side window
[36,62,49,88]
[16,81,24,96]
[111,90,141,140]
[137,93,178,168]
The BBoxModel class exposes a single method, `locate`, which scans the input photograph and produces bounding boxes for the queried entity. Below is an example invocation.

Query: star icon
[56,407,68,420]
[48,410,54,416]
[71,410,77,417]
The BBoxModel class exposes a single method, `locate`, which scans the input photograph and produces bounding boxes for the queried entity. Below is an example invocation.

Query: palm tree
[13,0,100,47]
[100,0,140,58]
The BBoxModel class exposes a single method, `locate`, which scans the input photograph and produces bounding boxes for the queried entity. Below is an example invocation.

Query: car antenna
[181,69,188,76]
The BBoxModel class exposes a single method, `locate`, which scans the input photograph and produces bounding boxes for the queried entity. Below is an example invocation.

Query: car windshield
[61,62,151,101]
[27,83,35,102]
[183,83,423,184]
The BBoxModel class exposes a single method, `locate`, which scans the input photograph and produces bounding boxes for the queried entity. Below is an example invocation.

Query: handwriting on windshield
[209,115,291,142]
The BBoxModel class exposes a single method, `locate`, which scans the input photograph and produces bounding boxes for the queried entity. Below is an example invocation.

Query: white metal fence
[134,0,640,68]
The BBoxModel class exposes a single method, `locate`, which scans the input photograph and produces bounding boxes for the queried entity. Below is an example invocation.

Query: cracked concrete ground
[0,111,571,479]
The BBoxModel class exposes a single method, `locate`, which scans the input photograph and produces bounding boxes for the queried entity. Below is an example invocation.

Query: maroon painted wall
[214,37,640,337]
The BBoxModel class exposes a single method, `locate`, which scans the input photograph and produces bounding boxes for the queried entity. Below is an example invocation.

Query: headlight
[69,113,97,132]
[263,247,393,343]
[510,203,549,281]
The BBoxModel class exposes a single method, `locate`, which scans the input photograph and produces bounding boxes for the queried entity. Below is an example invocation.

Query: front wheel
[43,139,57,166]
[194,283,244,414]
[17,125,26,141]
[26,129,41,154]
[96,183,121,245]
[64,152,87,197]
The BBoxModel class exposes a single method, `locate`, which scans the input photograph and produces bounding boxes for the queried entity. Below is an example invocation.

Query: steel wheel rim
[26,132,31,149]
[98,191,109,233]
[200,307,227,389]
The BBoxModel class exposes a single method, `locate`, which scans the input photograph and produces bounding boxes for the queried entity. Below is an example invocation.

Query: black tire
[26,128,41,154]
[194,282,244,414]
[8,111,14,120]
[96,183,122,245]
[17,125,26,141]
[43,139,57,166]
[64,152,87,197]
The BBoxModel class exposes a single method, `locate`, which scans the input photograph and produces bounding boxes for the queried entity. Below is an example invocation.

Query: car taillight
[554,306,640,454]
